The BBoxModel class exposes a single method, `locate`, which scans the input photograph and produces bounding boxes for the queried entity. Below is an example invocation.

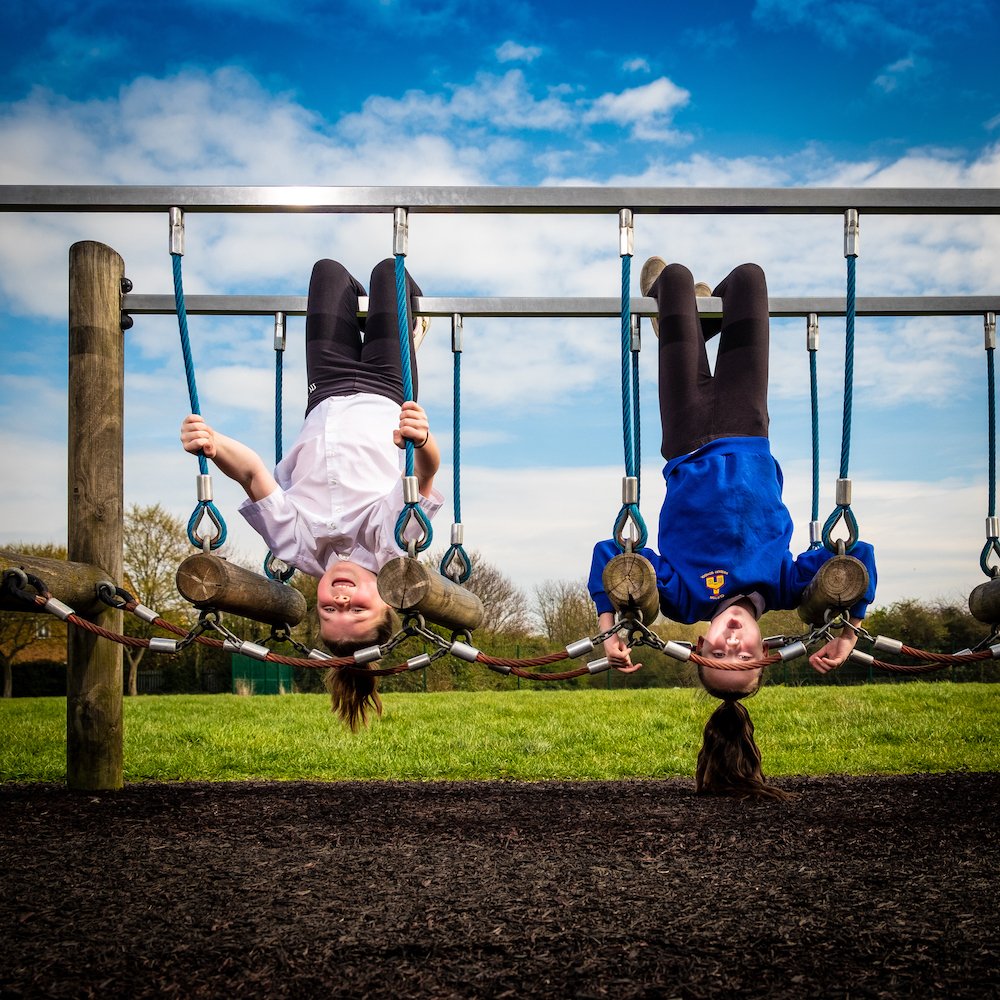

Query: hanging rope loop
[980,313,998,579]
[395,496,433,554]
[613,210,648,553]
[821,503,859,553]
[441,543,473,584]
[613,501,647,554]
[441,523,472,585]
[391,211,433,557]
[440,312,472,583]
[187,501,227,552]
[264,310,294,582]
[264,552,295,583]
[822,210,861,553]
[979,537,1000,578]
[807,312,823,549]
[170,207,229,552]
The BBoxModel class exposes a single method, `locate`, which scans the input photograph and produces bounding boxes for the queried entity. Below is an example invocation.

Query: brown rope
[509,664,598,681]
[32,588,1000,680]
[476,650,571,669]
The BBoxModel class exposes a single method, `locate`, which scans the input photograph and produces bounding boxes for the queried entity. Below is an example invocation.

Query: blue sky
[1,0,999,613]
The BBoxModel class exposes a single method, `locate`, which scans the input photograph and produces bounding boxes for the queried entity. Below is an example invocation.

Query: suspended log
[176,553,306,627]
[377,556,484,632]
[601,552,660,625]
[0,549,113,615]
[968,577,1000,625]
[797,554,870,625]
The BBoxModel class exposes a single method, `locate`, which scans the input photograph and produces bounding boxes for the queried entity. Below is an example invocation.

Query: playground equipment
[2,184,1000,790]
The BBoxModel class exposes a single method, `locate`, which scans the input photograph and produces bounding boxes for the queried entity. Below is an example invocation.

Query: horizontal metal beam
[124,293,1000,319]
[4,185,1000,215]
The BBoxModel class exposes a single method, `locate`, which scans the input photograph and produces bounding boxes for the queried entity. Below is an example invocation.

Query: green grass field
[1,683,998,784]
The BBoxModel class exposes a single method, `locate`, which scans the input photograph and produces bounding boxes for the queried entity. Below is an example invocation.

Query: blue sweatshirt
[589,436,877,624]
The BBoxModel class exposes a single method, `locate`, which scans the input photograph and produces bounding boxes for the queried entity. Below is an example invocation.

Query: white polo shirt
[239,393,444,578]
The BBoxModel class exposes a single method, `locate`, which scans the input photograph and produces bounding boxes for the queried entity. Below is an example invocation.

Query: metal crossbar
[3,184,1000,214]
[123,293,1000,319]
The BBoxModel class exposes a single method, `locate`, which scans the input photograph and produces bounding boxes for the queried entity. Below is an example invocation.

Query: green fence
[231,655,295,695]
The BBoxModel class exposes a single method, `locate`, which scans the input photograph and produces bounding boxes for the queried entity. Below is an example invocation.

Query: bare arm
[180,414,278,503]
[393,401,440,498]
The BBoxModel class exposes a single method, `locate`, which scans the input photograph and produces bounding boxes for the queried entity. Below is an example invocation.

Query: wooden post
[0,549,114,616]
[601,552,660,626]
[797,554,869,626]
[67,241,125,791]
[377,557,484,632]
[176,553,307,627]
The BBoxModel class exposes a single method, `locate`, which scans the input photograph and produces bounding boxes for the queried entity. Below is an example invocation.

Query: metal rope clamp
[613,476,647,553]
[822,479,859,552]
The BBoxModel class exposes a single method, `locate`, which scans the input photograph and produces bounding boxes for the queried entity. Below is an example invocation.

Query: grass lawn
[1,683,997,783]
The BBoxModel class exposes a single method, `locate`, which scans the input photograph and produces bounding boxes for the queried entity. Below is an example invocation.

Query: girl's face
[316,561,389,645]
[699,603,764,696]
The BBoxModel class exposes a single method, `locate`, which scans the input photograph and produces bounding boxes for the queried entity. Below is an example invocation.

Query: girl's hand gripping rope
[393,400,431,450]
[597,611,643,672]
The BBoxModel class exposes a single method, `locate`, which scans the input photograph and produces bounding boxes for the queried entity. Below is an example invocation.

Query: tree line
[3,504,998,697]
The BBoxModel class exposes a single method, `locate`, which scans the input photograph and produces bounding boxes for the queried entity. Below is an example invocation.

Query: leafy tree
[121,504,194,695]
[533,579,596,647]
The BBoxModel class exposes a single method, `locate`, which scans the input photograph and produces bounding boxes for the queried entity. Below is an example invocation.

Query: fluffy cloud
[497,41,542,63]
[584,77,691,142]
[1,64,997,608]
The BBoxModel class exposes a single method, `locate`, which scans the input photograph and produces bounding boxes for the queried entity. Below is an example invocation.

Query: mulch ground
[2,773,998,999]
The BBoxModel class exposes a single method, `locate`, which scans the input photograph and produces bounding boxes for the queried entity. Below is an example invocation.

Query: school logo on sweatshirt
[702,570,728,600]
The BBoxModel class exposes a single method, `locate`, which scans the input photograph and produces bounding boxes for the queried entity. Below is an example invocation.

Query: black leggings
[651,262,770,461]
[304,258,422,416]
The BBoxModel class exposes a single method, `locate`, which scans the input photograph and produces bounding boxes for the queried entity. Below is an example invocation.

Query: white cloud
[622,57,650,74]
[1,65,998,615]
[874,54,918,93]
[584,77,691,143]
[497,40,542,63]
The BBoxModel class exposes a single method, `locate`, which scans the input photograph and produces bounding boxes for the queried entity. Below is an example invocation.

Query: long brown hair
[695,669,791,800]
[322,609,396,731]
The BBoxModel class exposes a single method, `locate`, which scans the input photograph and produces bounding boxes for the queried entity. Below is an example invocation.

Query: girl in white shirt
[181,258,443,729]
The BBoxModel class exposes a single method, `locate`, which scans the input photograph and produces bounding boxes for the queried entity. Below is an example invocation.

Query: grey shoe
[413,315,431,350]
[640,256,667,335]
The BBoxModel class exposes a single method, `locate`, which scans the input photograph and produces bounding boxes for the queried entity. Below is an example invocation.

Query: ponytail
[324,661,383,732]
[322,609,396,731]
[695,698,791,801]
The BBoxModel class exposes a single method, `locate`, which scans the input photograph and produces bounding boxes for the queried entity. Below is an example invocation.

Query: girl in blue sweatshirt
[589,260,876,697]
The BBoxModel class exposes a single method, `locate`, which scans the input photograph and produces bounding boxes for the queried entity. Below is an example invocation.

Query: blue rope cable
[274,349,283,465]
[441,343,471,583]
[839,254,856,480]
[620,255,636,477]
[822,252,859,552]
[172,254,206,476]
[980,343,999,576]
[394,254,415,472]
[631,348,641,497]
[809,347,822,548]
[264,343,294,582]
[393,253,432,553]
[171,252,227,550]
[452,351,461,527]
[613,253,647,552]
